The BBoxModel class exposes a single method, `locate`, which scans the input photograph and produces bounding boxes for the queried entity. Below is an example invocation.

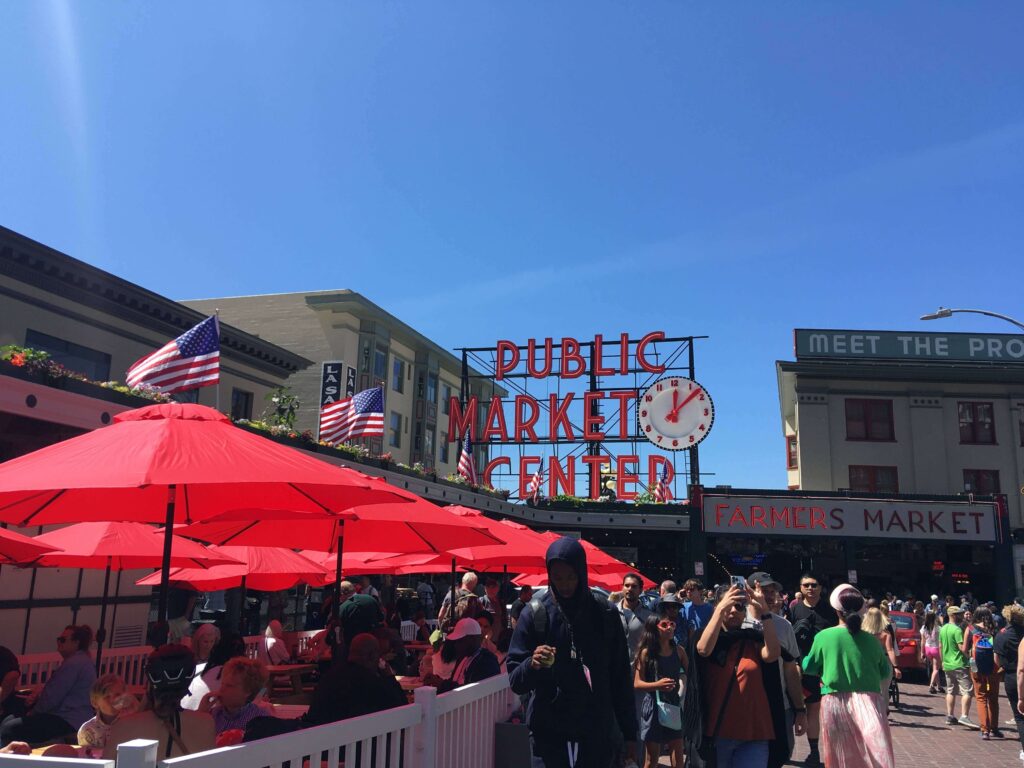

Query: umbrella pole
[95,559,111,673]
[21,566,39,654]
[157,484,177,623]
[448,557,456,631]
[71,568,85,624]
[240,576,248,635]
[334,546,343,620]
[109,571,123,648]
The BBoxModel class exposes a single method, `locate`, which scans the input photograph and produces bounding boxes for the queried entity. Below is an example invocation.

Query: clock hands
[665,388,702,422]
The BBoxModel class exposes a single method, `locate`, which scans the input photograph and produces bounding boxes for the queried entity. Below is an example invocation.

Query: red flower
[10,353,26,367]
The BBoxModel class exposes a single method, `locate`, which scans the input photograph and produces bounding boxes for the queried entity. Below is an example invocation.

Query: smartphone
[730,575,748,606]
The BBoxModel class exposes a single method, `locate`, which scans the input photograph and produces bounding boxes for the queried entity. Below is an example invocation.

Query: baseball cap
[947,605,963,616]
[446,618,482,641]
[930,594,939,601]
[747,572,782,590]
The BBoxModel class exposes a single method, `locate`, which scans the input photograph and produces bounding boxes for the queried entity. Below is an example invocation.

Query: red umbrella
[176,503,506,623]
[533,532,632,575]
[136,546,328,592]
[302,550,446,576]
[176,503,503,555]
[0,526,60,564]
[513,569,656,591]
[29,522,240,669]
[0,403,411,619]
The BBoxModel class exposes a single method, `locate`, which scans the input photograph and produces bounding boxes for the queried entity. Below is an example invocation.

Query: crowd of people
[3,553,1024,768]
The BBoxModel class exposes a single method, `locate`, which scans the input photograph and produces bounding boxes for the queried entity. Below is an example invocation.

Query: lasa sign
[447,332,692,500]
[702,495,997,543]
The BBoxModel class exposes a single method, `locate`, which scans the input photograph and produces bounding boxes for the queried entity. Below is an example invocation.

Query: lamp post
[920,307,1024,333]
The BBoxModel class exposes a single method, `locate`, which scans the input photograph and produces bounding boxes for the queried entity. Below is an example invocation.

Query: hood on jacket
[545,536,589,611]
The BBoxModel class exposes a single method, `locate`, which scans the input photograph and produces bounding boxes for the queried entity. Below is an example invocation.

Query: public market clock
[637,376,715,450]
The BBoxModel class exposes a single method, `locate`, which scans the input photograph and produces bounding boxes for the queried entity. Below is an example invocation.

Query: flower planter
[0,359,161,408]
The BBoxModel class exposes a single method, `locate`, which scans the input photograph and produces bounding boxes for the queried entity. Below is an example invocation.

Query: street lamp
[920,307,1024,333]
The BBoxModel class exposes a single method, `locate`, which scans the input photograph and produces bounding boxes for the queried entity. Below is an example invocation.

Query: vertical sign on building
[321,362,344,406]
[345,366,357,398]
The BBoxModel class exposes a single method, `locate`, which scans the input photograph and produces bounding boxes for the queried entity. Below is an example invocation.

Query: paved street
[657,681,1023,766]
[790,681,1022,767]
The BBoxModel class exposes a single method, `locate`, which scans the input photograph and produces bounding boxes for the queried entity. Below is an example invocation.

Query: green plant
[264,387,300,429]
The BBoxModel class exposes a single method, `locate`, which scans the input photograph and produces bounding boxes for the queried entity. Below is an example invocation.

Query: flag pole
[213,311,221,413]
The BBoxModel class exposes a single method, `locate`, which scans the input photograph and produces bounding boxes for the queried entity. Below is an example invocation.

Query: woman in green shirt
[802,584,893,768]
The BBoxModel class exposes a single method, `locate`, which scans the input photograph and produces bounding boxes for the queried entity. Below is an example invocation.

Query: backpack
[792,616,816,657]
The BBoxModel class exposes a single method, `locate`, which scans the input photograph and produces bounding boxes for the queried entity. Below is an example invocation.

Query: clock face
[636,376,715,450]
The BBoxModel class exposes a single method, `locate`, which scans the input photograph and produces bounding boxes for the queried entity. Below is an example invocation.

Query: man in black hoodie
[506,537,637,768]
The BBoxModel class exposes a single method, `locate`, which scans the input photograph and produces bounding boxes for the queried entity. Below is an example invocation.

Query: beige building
[183,290,503,476]
[0,225,311,652]
[778,328,1024,592]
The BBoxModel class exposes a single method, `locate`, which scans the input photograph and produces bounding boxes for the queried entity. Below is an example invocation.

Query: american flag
[653,463,671,503]
[126,316,220,394]
[527,459,544,503]
[319,386,385,444]
[457,431,477,485]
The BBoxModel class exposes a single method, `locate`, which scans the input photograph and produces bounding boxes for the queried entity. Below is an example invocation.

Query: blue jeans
[715,738,769,768]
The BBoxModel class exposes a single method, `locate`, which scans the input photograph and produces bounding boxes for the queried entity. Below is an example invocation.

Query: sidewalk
[789,680,1022,766]
[656,680,1023,766]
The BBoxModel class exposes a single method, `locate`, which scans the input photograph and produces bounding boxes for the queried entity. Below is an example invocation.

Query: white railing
[0,755,112,768]
[400,621,416,641]
[106,676,513,768]
[18,648,152,689]
[433,675,516,768]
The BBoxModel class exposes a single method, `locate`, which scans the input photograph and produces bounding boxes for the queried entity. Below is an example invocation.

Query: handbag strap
[710,641,744,738]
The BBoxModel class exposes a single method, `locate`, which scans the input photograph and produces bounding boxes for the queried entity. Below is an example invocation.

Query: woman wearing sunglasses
[634,614,688,767]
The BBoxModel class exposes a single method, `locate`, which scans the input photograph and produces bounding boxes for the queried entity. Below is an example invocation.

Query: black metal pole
[95,558,112,673]
[447,558,456,631]
[687,340,700,490]
[71,567,85,624]
[157,485,177,623]
[21,564,38,654]
[109,571,123,647]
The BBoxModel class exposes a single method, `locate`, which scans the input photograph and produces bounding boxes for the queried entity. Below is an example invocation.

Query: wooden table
[266,663,316,696]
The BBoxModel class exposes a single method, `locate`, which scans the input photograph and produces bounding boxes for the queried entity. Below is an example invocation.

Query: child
[634,614,687,768]
[77,674,138,750]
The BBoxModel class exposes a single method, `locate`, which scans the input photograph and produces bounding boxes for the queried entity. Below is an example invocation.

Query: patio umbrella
[29,522,240,670]
[513,569,657,591]
[0,525,60,564]
[302,550,447,576]
[135,546,328,592]
[0,403,411,620]
[176,502,505,622]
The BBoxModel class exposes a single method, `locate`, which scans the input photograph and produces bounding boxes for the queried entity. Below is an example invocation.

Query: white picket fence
[0,676,513,768]
[122,676,506,768]
[18,647,152,689]
[18,632,324,690]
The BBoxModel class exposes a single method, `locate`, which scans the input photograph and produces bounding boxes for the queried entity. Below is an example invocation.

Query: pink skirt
[820,691,894,768]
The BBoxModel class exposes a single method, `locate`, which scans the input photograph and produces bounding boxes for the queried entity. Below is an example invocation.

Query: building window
[427,374,438,404]
[230,388,253,421]
[442,384,452,415]
[25,329,111,381]
[963,469,1000,494]
[389,412,402,448]
[958,402,995,444]
[845,399,894,441]
[786,435,798,470]
[175,389,200,404]
[392,358,405,393]
[849,465,899,494]
[414,421,422,450]
[440,431,449,463]
[373,349,387,381]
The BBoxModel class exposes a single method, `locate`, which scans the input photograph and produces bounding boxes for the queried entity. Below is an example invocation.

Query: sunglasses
[801,583,820,589]
[658,620,676,630]
[56,637,70,644]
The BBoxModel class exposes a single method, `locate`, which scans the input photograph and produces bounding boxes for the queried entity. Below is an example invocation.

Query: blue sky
[2,2,1022,489]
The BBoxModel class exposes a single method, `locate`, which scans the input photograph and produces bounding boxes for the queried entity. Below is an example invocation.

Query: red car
[889,611,925,671]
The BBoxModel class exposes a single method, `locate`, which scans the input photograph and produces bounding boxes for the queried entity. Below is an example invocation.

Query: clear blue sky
[2,2,1022,489]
